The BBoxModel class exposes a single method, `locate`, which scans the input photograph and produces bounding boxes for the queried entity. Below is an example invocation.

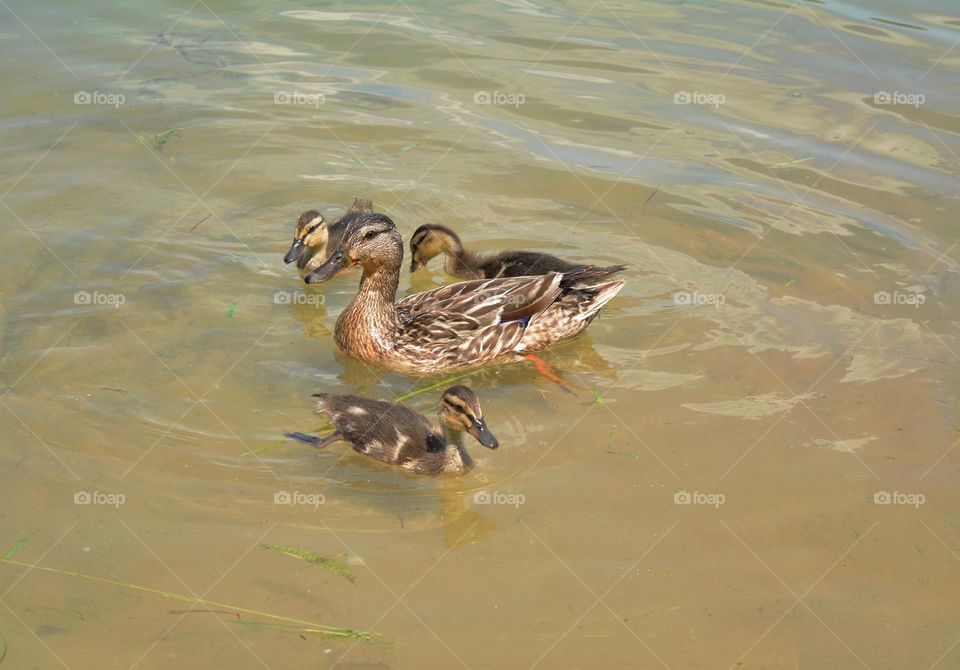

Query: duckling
[283,197,373,274]
[286,385,498,475]
[304,213,625,373]
[409,223,626,280]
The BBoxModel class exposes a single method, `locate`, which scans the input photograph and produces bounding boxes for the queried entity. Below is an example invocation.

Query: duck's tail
[519,279,625,352]
[575,279,625,322]
[285,431,341,449]
[560,264,626,290]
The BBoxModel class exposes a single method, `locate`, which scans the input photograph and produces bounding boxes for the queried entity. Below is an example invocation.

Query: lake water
[1,0,959,668]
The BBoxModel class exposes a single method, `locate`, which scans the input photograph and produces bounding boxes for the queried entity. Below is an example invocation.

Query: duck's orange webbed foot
[522,354,578,394]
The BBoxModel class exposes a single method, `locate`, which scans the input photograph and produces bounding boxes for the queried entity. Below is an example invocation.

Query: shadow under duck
[409,223,626,280]
[282,197,373,274]
[286,385,498,475]
[303,213,625,373]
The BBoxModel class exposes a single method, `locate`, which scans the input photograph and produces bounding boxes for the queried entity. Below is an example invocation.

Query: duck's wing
[399,309,528,364]
[398,273,563,324]
[393,273,564,363]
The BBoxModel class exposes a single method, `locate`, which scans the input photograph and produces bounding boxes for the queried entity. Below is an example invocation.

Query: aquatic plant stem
[0,557,371,640]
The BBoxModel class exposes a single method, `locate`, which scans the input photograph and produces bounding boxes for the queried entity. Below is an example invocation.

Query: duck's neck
[336,263,401,355]
[443,248,488,279]
[357,262,400,305]
[442,425,474,472]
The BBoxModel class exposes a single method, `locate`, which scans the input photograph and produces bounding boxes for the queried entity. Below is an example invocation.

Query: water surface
[1,0,959,668]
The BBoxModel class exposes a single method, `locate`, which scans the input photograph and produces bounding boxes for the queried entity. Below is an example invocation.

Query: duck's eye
[364,230,378,241]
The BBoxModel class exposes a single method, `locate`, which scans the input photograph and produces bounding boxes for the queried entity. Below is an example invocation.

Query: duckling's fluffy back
[313,393,463,474]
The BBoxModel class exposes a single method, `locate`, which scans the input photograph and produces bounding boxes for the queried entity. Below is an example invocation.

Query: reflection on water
[1,0,958,667]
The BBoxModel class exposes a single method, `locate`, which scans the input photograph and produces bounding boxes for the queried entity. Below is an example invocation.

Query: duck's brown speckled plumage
[304,213,625,373]
[283,198,374,274]
[287,385,497,475]
[409,223,626,281]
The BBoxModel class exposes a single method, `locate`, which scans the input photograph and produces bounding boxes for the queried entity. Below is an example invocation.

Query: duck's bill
[409,258,424,273]
[469,419,499,449]
[304,252,353,284]
[283,239,304,264]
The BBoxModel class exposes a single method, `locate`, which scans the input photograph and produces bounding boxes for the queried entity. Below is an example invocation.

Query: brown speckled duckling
[409,223,626,280]
[286,385,498,475]
[283,197,373,274]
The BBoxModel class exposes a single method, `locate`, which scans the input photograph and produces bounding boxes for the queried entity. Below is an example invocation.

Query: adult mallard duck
[282,197,373,274]
[303,213,625,373]
[286,385,498,475]
[409,223,626,280]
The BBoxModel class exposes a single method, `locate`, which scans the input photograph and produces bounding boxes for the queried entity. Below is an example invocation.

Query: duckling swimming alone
[283,197,373,274]
[409,223,626,280]
[286,385,498,475]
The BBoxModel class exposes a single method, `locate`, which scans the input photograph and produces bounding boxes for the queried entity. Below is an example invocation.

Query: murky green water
[1,0,959,667]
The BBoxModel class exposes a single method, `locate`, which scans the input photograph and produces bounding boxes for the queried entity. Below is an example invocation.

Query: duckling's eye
[454,404,466,414]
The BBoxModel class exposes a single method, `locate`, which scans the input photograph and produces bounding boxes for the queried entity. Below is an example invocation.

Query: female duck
[282,197,373,274]
[286,385,498,475]
[409,223,625,280]
[304,213,625,373]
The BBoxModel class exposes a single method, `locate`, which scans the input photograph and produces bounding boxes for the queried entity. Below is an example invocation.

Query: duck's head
[439,385,498,449]
[409,224,462,273]
[304,213,402,284]
[284,210,330,269]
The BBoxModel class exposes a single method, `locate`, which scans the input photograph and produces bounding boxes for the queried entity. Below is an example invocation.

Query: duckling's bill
[283,238,305,264]
[468,417,499,449]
